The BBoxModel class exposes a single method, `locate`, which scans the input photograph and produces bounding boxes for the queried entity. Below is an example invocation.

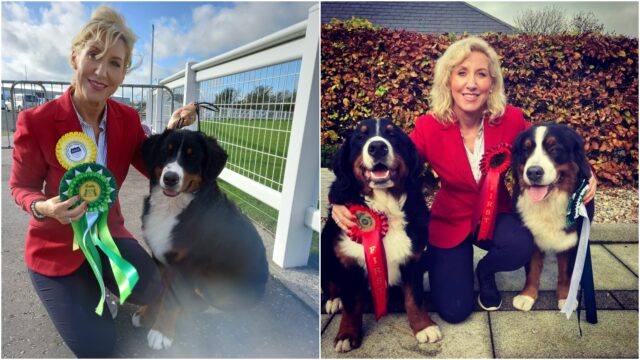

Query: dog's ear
[406,138,424,182]
[331,137,353,180]
[566,126,592,183]
[201,133,228,180]
[510,129,528,200]
[142,130,172,179]
[328,135,358,203]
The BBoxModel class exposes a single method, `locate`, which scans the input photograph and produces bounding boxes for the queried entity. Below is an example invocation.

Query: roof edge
[463,2,516,32]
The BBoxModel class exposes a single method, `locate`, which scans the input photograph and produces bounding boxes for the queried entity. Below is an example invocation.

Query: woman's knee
[495,215,535,263]
[436,297,473,324]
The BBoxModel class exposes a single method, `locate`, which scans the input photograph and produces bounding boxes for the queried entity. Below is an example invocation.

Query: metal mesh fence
[163,86,184,128]
[1,81,175,147]
[197,59,302,193]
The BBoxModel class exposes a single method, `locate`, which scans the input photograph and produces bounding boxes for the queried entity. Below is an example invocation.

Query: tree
[244,85,273,109]
[569,11,605,34]
[215,87,238,104]
[514,6,566,35]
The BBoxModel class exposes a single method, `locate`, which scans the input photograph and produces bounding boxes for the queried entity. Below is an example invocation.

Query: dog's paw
[147,329,173,350]
[512,294,536,311]
[558,299,578,311]
[325,298,342,314]
[415,325,442,343]
[334,339,352,353]
[131,312,142,328]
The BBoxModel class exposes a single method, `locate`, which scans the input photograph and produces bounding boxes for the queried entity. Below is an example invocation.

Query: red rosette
[473,143,512,241]
[480,143,512,175]
[347,204,388,243]
[347,204,389,320]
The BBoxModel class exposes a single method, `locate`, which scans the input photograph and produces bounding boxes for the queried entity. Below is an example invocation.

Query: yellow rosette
[55,132,97,170]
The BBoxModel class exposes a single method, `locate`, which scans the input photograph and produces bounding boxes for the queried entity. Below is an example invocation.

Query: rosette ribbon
[472,143,512,241]
[347,204,389,320]
[59,163,139,315]
[561,180,597,327]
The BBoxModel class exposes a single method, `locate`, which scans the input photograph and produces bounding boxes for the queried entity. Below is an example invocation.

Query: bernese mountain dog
[511,123,594,312]
[322,118,441,353]
[134,129,269,350]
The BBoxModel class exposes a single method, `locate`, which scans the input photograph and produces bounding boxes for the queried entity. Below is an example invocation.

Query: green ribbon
[59,163,139,315]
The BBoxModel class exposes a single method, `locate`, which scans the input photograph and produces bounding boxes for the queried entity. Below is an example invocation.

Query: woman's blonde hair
[429,37,507,125]
[70,6,137,76]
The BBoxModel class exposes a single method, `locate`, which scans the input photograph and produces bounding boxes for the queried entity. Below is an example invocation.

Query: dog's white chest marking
[142,186,194,264]
[517,189,577,252]
[337,191,413,286]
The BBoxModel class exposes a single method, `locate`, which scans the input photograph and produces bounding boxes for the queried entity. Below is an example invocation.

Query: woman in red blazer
[9,7,193,357]
[332,37,596,324]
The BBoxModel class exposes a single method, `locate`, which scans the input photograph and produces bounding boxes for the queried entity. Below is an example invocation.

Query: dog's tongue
[373,169,389,178]
[528,186,548,202]
[163,188,178,197]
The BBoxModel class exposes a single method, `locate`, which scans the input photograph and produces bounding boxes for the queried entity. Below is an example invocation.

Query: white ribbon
[560,202,591,319]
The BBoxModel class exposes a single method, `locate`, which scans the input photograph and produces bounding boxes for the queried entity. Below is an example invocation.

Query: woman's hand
[584,171,598,204]
[166,102,197,129]
[331,204,356,234]
[36,195,87,224]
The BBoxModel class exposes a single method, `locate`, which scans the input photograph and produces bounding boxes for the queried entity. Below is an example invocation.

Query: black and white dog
[511,123,594,311]
[322,118,441,352]
[135,129,269,350]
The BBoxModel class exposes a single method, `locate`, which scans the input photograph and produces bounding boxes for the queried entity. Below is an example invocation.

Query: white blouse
[462,122,484,183]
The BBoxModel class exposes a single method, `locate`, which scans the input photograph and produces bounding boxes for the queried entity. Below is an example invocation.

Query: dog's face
[142,130,228,196]
[512,124,591,202]
[334,118,419,193]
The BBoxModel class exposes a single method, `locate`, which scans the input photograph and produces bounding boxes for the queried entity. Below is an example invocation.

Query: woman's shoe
[477,268,502,311]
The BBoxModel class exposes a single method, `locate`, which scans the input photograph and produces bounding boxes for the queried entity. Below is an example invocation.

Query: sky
[469,1,639,38]
[1,1,314,84]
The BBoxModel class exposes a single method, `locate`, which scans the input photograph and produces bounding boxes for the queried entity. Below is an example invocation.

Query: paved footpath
[321,168,638,358]
[1,149,319,358]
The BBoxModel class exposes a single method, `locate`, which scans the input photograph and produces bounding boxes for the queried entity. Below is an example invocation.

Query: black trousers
[428,213,534,323]
[29,238,163,358]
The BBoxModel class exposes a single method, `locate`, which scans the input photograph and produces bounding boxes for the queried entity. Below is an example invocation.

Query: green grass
[201,118,292,192]
[218,178,318,269]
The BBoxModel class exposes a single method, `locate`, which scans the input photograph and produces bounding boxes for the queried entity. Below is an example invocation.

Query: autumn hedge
[321,20,639,186]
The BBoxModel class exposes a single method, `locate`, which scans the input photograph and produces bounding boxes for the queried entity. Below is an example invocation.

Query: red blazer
[410,105,531,249]
[10,87,148,276]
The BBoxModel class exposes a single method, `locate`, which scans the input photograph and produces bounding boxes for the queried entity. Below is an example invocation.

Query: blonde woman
[332,37,596,323]
[10,6,192,357]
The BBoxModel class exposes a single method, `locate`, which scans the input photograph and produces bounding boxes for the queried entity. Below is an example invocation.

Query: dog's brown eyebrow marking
[168,143,174,151]
[545,136,557,146]
[186,147,192,155]
[360,125,368,133]
[523,138,533,149]
[385,124,393,131]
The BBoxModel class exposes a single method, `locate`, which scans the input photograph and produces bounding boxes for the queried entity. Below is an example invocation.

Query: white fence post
[183,61,198,130]
[272,4,320,268]
[153,89,163,129]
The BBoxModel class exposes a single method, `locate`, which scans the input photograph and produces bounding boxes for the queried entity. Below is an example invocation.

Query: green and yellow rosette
[55,132,97,169]
[59,163,139,315]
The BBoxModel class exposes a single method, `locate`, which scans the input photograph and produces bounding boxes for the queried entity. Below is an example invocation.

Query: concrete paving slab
[610,290,639,310]
[321,312,492,358]
[321,314,334,333]
[491,310,639,358]
[459,245,638,292]
[591,245,638,290]
[604,244,638,276]
[591,223,638,242]
[496,291,624,312]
